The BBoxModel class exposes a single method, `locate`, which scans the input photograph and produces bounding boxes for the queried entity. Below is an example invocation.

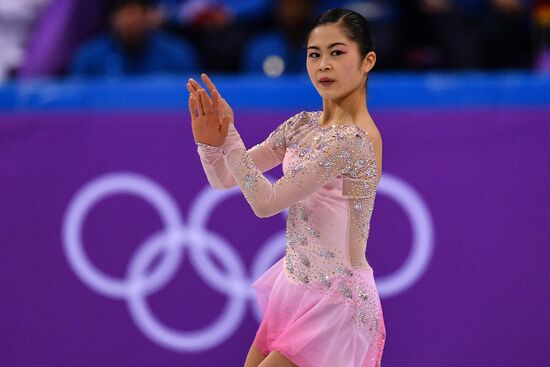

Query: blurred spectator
[6,0,542,79]
[17,0,109,79]
[71,0,198,77]
[243,0,402,75]
[401,0,535,70]
[158,0,272,27]
[0,0,52,82]
[242,0,318,75]
[319,1,403,69]
[400,0,482,69]
[479,0,536,69]
[534,0,550,71]
[157,0,273,72]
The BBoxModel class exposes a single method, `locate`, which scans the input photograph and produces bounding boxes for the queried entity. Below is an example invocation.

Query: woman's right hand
[187,74,231,147]
[188,74,234,126]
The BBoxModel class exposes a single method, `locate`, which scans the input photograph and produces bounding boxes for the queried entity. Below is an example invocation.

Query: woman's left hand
[187,74,232,147]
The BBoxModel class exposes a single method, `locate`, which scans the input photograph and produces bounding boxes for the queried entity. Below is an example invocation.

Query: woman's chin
[316,90,342,100]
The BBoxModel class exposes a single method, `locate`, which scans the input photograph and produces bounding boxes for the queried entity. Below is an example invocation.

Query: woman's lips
[319,79,335,86]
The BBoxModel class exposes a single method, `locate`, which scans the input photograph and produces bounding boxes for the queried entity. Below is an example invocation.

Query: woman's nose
[319,57,331,71]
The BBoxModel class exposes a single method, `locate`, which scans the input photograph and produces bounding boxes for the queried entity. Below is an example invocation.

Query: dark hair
[306,8,376,60]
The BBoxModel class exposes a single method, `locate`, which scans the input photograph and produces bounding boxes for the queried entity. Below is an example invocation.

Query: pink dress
[197,111,386,367]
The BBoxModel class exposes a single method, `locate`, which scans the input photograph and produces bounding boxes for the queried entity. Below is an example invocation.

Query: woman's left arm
[196,123,284,189]
[221,125,368,217]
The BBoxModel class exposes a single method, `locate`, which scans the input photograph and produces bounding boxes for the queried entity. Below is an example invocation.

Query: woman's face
[306,23,373,101]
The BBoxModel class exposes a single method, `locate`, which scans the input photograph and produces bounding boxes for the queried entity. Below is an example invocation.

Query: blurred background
[1,0,550,366]
[0,0,549,79]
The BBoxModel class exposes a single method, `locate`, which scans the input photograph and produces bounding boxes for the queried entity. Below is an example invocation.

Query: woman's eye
[308,50,344,58]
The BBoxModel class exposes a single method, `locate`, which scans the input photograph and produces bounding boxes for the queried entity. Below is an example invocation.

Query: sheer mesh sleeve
[224,124,370,218]
[196,113,293,189]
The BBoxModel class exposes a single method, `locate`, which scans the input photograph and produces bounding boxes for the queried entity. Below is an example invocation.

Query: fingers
[186,81,195,95]
[191,74,220,100]
[201,74,227,111]
[199,89,213,115]
[201,73,217,95]
[212,88,220,110]
[188,95,197,118]
[187,75,221,117]
[188,75,222,104]
[196,90,206,115]
[187,81,201,110]
[188,78,203,93]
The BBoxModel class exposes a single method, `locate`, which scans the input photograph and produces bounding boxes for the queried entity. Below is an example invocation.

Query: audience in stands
[71,0,198,77]
[400,0,535,70]
[156,0,273,72]
[243,0,318,75]
[534,0,550,71]
[158,0,272,26]
[480,0,536,69]
[3,0,547,79]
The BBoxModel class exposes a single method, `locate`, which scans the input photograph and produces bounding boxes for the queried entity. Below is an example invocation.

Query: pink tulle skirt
[252,257,386,367]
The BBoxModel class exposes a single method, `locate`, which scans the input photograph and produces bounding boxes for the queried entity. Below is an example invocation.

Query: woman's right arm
[196,115,290,189]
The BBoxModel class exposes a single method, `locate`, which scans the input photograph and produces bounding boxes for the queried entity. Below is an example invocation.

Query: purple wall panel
[1,108,549,366]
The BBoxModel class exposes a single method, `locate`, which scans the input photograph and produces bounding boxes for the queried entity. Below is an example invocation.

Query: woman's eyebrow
[307,42,348,50]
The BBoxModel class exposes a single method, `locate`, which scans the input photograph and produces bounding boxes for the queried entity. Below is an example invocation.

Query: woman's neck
[320,91,371,127]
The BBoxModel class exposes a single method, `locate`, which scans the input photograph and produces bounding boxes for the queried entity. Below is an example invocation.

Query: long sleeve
[196,114,290,189]
[223,123,370,218]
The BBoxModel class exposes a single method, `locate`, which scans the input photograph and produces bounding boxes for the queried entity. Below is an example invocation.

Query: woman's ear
[362,51,376,74]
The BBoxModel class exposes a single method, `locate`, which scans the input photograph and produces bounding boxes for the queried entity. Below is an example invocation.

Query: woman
[187,8,385,367]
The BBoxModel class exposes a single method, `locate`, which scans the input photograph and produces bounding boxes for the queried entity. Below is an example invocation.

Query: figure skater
[186,8,385,367]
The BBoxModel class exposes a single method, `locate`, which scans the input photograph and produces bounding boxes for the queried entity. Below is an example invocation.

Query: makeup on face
[318,76,334,86]
[306,24,368,99]
[307,43,349,88]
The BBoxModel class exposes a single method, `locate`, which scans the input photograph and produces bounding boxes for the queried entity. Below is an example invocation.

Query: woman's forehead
[308,24,350,47]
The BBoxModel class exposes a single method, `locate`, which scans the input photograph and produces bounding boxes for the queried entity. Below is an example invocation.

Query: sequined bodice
[283,113,378,324]
[278,112,379,308]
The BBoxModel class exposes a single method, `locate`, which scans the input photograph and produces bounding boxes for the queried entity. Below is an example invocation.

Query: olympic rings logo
[62,172,433,352]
